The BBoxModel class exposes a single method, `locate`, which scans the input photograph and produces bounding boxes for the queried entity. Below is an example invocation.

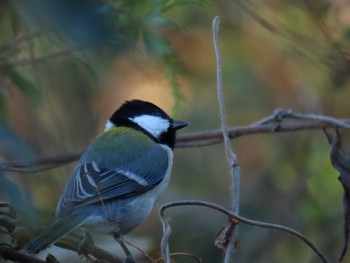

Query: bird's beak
[172,121,189,130]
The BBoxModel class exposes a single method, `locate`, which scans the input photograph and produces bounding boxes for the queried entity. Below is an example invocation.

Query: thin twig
[212,16,240,263]
[212,17,239,181]
[122,238,155,262]
[159,200,329,263]
[159,213,172,263]
[254,109,350,129]
[282,112,350,129]
[252,109,350,129]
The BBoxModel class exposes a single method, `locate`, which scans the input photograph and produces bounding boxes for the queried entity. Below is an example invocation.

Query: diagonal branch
[0,245,47,263]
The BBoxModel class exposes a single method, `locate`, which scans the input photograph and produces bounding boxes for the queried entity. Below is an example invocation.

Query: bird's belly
[82,193,158,235]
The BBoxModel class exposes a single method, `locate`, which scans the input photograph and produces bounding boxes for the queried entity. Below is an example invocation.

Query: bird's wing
[56,139,170,215]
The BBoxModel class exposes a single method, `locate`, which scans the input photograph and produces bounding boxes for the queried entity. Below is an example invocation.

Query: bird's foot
[78,231,94,255]
[123,254,138,263]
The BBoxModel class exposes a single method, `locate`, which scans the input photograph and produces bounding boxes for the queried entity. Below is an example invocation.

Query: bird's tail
[25,214,85,254]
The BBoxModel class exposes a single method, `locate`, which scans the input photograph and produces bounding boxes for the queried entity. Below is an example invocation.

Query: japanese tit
[25,99,188,255]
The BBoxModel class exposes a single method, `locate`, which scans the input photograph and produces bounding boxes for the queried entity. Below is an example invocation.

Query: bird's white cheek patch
[129,115,170,138]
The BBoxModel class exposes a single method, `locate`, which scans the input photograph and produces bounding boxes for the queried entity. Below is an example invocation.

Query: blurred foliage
[1,0,350,262]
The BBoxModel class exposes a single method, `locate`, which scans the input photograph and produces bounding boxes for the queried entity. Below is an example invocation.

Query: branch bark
[1,116,348,174]
[212,16,240,263]
[159,200,329,263]
[0,246,47,263]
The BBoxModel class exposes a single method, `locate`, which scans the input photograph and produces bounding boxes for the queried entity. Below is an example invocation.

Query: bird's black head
[106,100,188,148]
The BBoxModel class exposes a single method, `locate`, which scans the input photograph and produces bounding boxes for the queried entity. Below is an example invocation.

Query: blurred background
[1,0,350,262]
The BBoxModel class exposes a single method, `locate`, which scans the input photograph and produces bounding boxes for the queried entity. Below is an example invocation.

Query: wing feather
[56,128,170,216]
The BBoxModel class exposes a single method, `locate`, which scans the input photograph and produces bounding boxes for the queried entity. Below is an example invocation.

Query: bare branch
[159,211,172,263]
[1,114,350,173]
[178,116,350,148]
[212,16,240,262]
[0,151,82,173]
[159,200,329,263]
[54,235,123,263]
[254,109,350,129]
[0,245,47,263]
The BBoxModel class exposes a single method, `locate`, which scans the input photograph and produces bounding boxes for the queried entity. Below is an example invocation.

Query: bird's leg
[113,233,137,263]
[119,239,137,263]
[78,231,94,255]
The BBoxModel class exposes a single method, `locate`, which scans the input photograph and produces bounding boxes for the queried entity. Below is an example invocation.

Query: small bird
[25,99,188,259]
